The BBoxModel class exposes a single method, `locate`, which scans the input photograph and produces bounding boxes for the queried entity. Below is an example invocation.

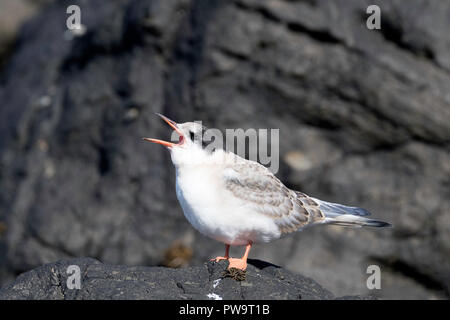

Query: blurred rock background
[0,0,53,70]
[0,0,449,299]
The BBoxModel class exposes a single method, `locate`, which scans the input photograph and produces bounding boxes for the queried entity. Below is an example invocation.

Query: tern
[144,114,391,270]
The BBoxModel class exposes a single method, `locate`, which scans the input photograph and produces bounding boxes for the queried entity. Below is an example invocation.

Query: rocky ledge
[0,257,371,300]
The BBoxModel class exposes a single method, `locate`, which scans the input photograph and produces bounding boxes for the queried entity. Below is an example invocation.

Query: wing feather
[223,162,324,234]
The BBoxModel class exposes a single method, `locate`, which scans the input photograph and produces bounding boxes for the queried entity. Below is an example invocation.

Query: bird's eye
[189,131,195,141]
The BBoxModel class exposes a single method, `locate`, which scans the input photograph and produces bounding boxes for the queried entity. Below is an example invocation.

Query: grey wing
[223,162,324,234]
[310,197,371,217]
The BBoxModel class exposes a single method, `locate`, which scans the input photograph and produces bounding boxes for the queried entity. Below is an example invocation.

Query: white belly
[174,166,279,245]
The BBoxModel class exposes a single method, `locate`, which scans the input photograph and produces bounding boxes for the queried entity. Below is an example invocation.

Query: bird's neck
[170,146,239,169]
[170,145,209,168]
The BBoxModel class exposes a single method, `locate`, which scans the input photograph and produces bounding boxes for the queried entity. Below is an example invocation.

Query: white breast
[174,162,280,245]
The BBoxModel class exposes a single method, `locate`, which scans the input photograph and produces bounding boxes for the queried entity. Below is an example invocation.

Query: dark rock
[0,257,338,300]
[0,0,449,300]
[0,0,54,72]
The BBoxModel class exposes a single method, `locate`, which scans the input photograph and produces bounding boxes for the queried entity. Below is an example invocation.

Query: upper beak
[143,113,184,147]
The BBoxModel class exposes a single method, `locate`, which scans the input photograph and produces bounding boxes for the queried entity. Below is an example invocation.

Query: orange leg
[227,242,252,270]
[210,244,230,262]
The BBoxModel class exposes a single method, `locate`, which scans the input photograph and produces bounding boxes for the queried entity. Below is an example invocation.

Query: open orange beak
[143,113,184,147]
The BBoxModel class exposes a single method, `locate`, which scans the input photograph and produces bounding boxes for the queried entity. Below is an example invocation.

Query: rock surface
[0,257,339,300]
[0,0,449,300]
[0,0,54,70]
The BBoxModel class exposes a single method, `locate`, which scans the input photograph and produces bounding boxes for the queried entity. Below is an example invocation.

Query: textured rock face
[0,0,54,70]
[0,258,336,300]
[0,0,449,299]
[0,1,35,68]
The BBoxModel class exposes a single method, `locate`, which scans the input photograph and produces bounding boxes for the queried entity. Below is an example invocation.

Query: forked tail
[324,214,391,228]
[311,197,391,228]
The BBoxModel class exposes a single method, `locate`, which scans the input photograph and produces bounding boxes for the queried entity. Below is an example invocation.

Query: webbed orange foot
[210,256,229,262]
[210,244,230,263]
[227,257,247,270]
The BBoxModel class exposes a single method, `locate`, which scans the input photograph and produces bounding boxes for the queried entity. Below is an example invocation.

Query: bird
[143,114,391,271]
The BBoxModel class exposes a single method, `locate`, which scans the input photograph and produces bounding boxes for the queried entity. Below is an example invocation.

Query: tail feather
[311,198,391,228]
[324,215,391,228]
[311,197,371,217]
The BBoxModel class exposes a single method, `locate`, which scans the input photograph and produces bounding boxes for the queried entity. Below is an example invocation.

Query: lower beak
[143,113,183,147]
